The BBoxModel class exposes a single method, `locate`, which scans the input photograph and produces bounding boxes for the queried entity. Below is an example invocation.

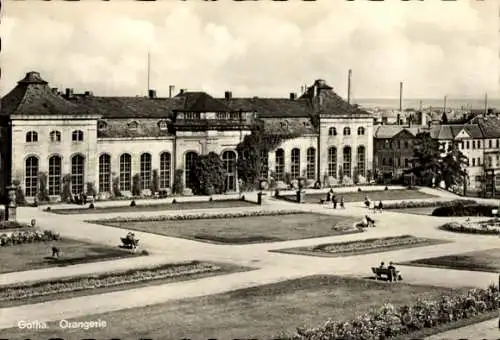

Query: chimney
[289,92,296,100]
[399,82,403,112]
[421,112,426,127]
[396,113,401,125]
[225,91,232,101]
[148,89,156,99]
[51,88,58,95]
[65,88,73,99]
[169,85,175,98]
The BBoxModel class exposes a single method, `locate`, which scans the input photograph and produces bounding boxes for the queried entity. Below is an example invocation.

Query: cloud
[1,1,497,99]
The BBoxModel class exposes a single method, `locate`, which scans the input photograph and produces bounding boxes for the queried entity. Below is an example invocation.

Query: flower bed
[384,199,476,210]
[313,235,438,254]
[93,209,305,223]
[290,283,499,340]
[0,229,60,247]
[432,204,497,217]
[0,261,220,303]
[439,222,500,235]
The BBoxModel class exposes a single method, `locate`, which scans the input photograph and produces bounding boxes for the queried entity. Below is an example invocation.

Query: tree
[151,169,160,194]
[37,172,50,202]
[61,174,72,202]
[189,152,227,195]
[441,112,448,124]
[132,174,142,196]
[172,169,184,195]
[441,141,468,190]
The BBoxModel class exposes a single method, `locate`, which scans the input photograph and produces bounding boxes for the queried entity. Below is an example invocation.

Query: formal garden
[0,261,250,308]
[272,235,449,258]
[95,210,362,244]
[2,274,497,340]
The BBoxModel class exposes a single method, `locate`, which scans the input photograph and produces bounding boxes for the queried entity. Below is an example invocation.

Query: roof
[176,92,233,112]
[261,117,317,135]
[470,116,500,138]
[71,96,183,118]
[223,97,313,118]
[1,72,89,117]
[374,125,424,139]
[449,124,483,139]
[429,125,454,140]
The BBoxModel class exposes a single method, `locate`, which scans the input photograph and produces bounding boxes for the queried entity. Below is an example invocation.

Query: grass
[51,199,258,215]
[0,238,141,273]
[0,275,468,340]
[0,262,252,308]
[272,235,450,258]
[281,189,436,204]
[101,213,362,244]
[400,248,500,273]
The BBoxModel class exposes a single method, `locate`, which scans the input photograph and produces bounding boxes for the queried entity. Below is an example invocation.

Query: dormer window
[128,121,139,130]
[26,131,38,143]
[185,112,200,120]
[158,120,168,130]
[98,120,108,131]
[72,130,84,142]
[49,130,61,142]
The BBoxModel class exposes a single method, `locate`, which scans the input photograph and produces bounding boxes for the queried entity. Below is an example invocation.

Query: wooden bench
[371,267,400,281]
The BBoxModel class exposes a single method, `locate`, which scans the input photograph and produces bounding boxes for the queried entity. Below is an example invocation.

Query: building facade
[0,72,375,201]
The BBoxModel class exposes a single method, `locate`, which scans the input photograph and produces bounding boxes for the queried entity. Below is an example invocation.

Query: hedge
[439,222,500,235]
[290,283,499,340]
[0,229,60,247]
[0,261,220,303]
[383,199,477,210]
[93,209,306,223]
[432,204,497,217]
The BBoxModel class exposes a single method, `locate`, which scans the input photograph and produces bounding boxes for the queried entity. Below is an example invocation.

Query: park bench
[121,237,139,249]
[371,267,401,281]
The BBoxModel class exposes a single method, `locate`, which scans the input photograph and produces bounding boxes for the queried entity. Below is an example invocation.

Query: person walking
[340,196,345,209]
[333,196,338,209]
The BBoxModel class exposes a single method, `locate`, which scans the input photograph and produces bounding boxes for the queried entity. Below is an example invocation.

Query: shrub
[172,169,184,195]
[432,204,496,217]
[95,209,305,223]
[112,176,122,197]
[13,180,26,206]
[172,198,177,204]
[37,172,50,202]
[130,200,136,207]
[0,229,60,247]
[151,169,160,194]
[86,182,97,197]
[88,203,95,209]
[384,199,477,210]
[60,174,72,202]
[132,174,142,197]
[189,152,227,195]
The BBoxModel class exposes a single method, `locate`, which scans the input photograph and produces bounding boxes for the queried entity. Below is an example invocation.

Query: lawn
[272,235,449,258]
[51,199,257,215]
[101,213,361,244]
[400,248,500,273]
[0,238,140,273]
[0,275,468,340]
[282,189,436,204]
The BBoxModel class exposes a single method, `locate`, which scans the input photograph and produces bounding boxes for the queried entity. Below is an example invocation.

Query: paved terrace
[0,187,498,336]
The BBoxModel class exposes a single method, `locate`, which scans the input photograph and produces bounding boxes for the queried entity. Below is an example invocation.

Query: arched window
[158,120,168,131]
[26,131,38,143]
[290,148,300,180]
[222,151,237,192]
[48,155,62,195]
[357,146,366,177]
[119,154,132,191]
[343,146,352,178]
[259,150,269,178]
[357,127,365,135]
[327,147,337,178]
[306,147,316,180]
[382,158,386,166]
[343,127,351,136]
[50,130,61,142]
[185,152,199,189]
[72,130,84,142]
[159,152,171,189]
[328,127,337,136]
[140,153,152,190]
[71,155,85,194]
[25,156,39,197]
[275,149,285,181]
[99,154,111,193]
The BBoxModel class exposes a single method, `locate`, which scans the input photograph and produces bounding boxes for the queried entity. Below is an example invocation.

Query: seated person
[388,262,397,281]
[379,261,386,269]
[365,215,375,226]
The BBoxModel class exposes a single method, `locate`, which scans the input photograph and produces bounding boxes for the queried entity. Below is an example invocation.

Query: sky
[1,1,498,100]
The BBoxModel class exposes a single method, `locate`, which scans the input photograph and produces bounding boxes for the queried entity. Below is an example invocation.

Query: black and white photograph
[0,1,499,339]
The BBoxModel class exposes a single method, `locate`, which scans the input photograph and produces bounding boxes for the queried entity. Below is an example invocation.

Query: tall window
[343,146,351,178]
[328,127,337,136]
[259,150,268,178]
[119,154,132,191]
[357,146,366,177]
[99,154,111,193]
[140,153,152,190]
[159,152,171,189]
[275,149,285,181]
[25,156,39,197]
[71,155,85,194]
[185,152,198,189]
[357,127,365,135]
[26,131,38,143]
[290,148,300,180]
[489,140,492,149]
[49,130,61,142]
[306,147,316,180]
[343,127,351,136]
[327,147,337,178]
[222,151,237,192]
[48,155,62,195]
[72,130,84,142]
